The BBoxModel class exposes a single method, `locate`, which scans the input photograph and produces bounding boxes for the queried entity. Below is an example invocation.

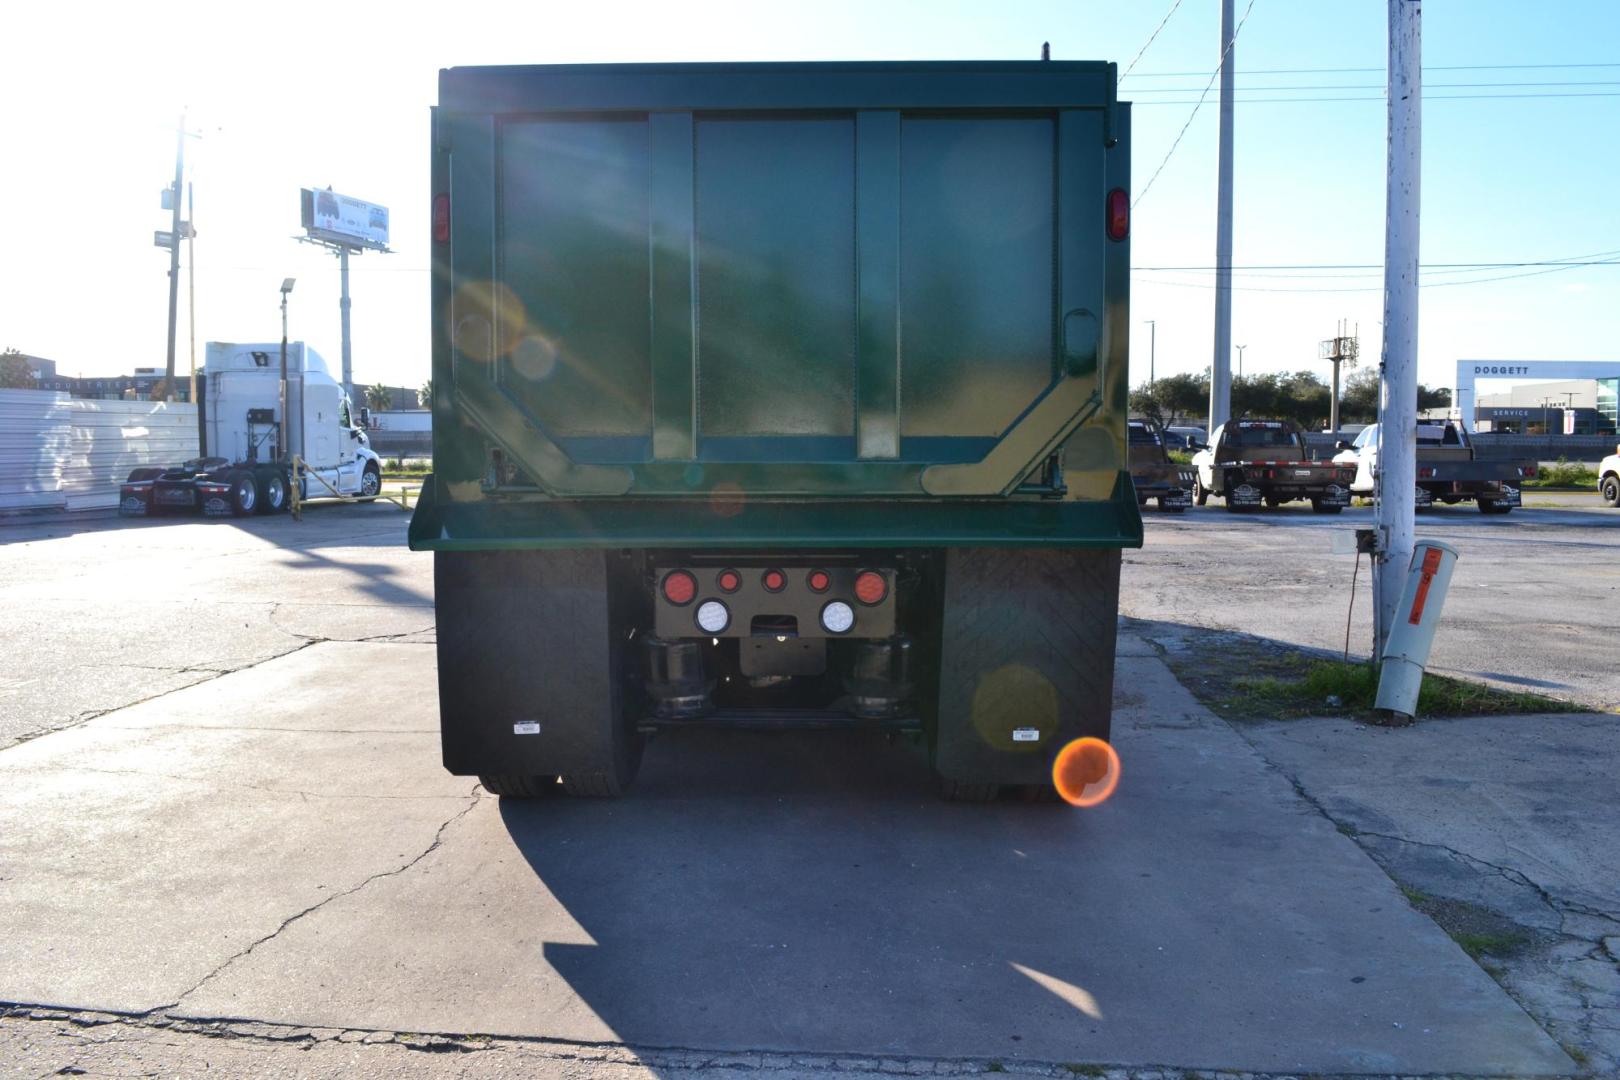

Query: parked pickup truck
[1601,446,1620,508]
[408,60,1141,803]
[1192,419,1354,513]
[1331,421,1534,514]
[1128,420,1192,512]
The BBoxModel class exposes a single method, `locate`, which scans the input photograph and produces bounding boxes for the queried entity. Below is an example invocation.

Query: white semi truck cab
[120,341,383,517]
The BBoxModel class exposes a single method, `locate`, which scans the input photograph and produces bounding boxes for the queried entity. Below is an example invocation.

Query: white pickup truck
[120,342,382,517]
[1600,446,1620,507]
[1331,420,1535,514]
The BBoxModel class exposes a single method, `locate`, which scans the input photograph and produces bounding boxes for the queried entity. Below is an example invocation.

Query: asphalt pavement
[1122,496,1620,712]
[0,502,1613,1077]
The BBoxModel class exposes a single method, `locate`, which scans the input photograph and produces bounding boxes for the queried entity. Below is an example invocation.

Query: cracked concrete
[1210,701,1619,1074]
[0,506,433,748]
[0,1006,1580,1080]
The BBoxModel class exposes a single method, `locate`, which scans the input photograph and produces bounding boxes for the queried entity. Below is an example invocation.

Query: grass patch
[1062,1067,1104,1078]
[1143,624,1582,723]
[1167,448,1195,465]
[1519,457,1599,489]
[1453,929,1530,958]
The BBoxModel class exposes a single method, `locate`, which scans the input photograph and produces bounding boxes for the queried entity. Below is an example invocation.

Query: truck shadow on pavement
[494,729,1124,1069]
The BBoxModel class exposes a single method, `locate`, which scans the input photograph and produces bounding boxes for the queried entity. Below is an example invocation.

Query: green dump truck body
[409,61,1139,551]
[413,62,1137,801]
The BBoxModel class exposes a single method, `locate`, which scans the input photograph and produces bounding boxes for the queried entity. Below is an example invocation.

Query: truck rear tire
[932,548,1118,794]
[1193,478,1209,506]
[257,470,288,514]
[434,550,644,796]
[479,774,560,798]
[228,471,257,516]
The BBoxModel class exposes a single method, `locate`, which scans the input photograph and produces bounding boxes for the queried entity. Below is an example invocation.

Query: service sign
[301,187,389,249]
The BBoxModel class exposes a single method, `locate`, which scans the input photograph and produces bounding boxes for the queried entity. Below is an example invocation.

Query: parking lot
[1,502,1615,1077]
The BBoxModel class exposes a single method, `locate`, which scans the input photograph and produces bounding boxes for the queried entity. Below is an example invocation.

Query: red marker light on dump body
[762,569,787,592]
[807,570,831,593]
[661,570,696,606]
[432,193,450,243]
[1105,188,1129,241]
[717,569,741,593]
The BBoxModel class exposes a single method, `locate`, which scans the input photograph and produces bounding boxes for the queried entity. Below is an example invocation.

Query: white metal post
[1208,0,1235,439]
[1377,0,1422,656]
[339,247,354,404]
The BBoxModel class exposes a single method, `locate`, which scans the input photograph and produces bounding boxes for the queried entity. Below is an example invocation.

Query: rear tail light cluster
[1418,466,1437,479]
[657,567,890,636]
[1517,465,1537,478]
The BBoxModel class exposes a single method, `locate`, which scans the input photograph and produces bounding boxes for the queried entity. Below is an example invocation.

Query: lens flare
[1051,737,1120,808]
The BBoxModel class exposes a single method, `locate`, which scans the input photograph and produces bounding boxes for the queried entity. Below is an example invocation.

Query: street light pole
[1145,320,1156,387]
[1236,344,1246,380]
[279,278,296,462]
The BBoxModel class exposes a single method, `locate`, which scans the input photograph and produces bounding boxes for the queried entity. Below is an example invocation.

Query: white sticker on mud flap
[513,722,541,735]
[1012,727,1041,743]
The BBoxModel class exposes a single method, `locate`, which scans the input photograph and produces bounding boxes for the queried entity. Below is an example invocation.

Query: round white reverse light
[821,601,855,635]
[695,600,730,634]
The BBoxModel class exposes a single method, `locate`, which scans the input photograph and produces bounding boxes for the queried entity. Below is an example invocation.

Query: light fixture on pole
[279,278,296,461]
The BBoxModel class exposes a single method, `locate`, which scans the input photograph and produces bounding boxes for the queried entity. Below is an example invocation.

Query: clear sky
[3,0,1616,396]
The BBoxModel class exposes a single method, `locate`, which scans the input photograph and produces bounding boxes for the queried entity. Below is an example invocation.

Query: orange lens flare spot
[1052,737,1120,808]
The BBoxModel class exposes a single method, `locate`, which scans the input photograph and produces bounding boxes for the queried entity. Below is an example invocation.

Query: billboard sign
[300,187,389,250]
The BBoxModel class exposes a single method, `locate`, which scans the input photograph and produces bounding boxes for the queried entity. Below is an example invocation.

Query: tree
[1339,370,1453,424]
[416,379,433,409]
[365,383,392,410]
[1130,371,1208,430]
[0,347,34,389]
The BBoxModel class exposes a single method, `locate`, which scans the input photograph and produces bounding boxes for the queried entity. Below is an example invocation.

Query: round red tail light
[661,570,696,606]
[762,569,787,593]
[717,569,741,593]
[854,570,887,605]
[807,570,831,593]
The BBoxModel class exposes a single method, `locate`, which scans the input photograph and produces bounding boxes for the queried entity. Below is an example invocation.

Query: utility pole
[1319,321,1360,435]
[164,114,186,387]
[1208,0,1236,439]
[1144,320,1157,387]
[187,181,197,405]
[1375,0,1421,657]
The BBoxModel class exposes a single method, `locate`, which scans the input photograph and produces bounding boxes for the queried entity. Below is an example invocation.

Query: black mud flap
[1320,483,1352,508]
[932,548,1120,787]
[433,550,642,784]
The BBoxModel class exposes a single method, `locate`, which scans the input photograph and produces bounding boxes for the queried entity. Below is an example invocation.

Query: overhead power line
[1120,0,1187,80]
[1133,0,1259,208]
[1125,62,1620,77]
[1133,256,1620,293]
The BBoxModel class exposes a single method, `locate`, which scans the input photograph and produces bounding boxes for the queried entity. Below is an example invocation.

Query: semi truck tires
[478,774,561,797]
[227,471,257,516]
[932,548,1119,802]
[258,470,289,514]
[435,550,644,798]
[359,462,381,500]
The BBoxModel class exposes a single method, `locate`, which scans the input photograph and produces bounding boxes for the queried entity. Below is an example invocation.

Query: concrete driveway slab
[153,643,1569,1076]
[0,642,472,1014]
